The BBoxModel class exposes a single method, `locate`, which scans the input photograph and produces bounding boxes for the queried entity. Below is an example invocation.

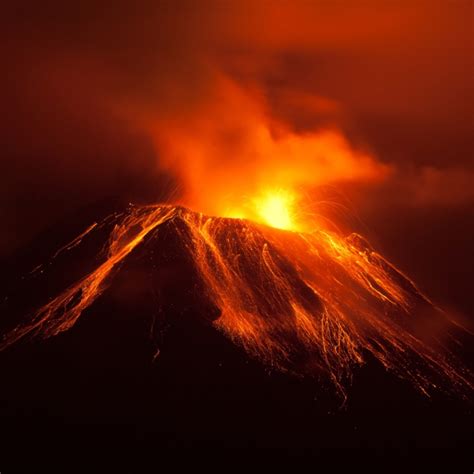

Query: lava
[224,188,301,231]
[1,200,472,400]
[253,189,298,230]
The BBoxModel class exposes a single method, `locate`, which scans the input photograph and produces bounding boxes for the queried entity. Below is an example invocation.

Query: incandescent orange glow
[253,189,297,230]
[224,188,301,231]
[141,75,390,224]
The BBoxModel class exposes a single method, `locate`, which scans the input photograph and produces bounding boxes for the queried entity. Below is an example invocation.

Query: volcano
[1,203,471,401]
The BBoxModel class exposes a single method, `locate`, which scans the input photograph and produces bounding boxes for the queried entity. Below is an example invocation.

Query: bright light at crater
[254,189,297,230]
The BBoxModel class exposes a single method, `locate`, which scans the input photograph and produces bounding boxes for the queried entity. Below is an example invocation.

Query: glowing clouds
[147,76,390,226]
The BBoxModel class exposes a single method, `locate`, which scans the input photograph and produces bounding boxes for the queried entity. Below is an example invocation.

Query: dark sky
[1,1,473,317]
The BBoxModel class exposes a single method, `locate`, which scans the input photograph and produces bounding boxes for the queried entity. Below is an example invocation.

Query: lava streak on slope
[1,201,471,400]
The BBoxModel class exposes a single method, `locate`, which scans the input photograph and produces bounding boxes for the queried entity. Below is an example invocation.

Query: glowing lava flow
[0,199,472,400]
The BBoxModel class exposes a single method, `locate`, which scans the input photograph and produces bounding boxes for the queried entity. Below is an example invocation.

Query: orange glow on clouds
[143,76,390,228]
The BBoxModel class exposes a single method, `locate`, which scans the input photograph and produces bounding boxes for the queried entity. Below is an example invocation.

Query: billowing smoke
[140,74,389,219]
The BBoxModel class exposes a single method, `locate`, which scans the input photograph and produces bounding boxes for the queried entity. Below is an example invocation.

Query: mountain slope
[1,204,471,399]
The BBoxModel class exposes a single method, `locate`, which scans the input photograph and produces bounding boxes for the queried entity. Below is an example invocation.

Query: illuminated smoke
[142,76,390,222]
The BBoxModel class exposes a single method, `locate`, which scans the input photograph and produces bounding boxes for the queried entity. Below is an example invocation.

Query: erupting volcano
[2,1,474,468]
[1,192,471,400]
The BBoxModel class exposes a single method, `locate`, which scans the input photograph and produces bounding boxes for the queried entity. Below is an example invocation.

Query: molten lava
[224,188,300,231]
[1,198,471,400]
